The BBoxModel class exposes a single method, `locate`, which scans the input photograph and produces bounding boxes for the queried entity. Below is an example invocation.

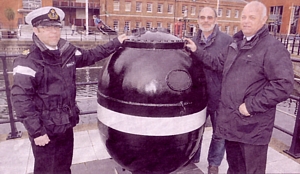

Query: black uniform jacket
[11,34,122,138]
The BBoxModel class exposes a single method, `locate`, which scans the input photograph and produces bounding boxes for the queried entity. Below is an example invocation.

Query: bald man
[190,7,232,174]
[186,1,294,173]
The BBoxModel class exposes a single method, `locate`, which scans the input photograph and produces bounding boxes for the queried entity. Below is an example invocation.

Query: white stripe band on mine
[97,104,207,136]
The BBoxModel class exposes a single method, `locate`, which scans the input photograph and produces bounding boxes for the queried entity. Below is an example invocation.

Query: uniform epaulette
[22,49,30,56]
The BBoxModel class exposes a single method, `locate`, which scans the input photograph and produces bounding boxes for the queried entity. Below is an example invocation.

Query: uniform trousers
[29,128,74,174]
[225,140,268,174]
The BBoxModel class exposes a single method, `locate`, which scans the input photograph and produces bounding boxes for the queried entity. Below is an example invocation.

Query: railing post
[0,54,22,139]
[284,96,300,158]
[286,35,289,49]
[291,36,296,54]
[297,38,300,56]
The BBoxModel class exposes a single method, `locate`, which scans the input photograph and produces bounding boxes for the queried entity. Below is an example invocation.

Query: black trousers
[225,140,268,174]
[29,128,74,174]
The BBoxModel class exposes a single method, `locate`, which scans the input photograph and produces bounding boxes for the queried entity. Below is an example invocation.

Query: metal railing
[0,28,116,42]
[53,0,100,9]
[0,53,300,159]
[274,34,300,56]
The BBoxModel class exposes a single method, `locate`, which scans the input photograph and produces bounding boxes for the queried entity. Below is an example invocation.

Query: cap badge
[48,9,59,20]
[22,49,30,56]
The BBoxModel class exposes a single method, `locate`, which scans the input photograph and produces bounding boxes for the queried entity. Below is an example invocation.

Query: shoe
[208,165,219,174]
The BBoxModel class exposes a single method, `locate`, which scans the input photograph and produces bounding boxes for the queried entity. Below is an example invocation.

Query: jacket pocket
[235,108,259,134]
[41,110,71,135]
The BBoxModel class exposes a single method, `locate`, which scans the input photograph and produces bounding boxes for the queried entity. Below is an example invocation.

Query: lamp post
[174,0,176,35]
[85,0,89,35]
[69,0,71,25]
[183,8,188,37]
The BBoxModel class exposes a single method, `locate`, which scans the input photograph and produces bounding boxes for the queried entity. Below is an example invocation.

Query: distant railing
[0,27,117,42]
[274,33,300,56]
[53,0,100,9]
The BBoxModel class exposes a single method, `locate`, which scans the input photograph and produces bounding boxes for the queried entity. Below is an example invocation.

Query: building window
[191,6,196,15]
[270,6,283,15]
[146,22,152,30]
[218,9,222,17]
[157,22,162,28]
[168,4,174,14]
[136,2,142,12]
[235,10,239,18]
[158,4,163,13]
[167,23,171,30]
[269,6,284,34]
[136,22,141,28]
[226,9,231,17]
[125,2,131,12]
[234,26,238,34]
[225,26,230,34]
[125,21,130,31]
[182,5,187,16]
[290,6,300,34]
[113,0,120,11]
[23,0,42,10]
[147,3,153,12]
[113,20,119,31]
[167,23,172,33]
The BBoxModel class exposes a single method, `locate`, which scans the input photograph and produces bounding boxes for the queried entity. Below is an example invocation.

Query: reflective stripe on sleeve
[13,65,36,77]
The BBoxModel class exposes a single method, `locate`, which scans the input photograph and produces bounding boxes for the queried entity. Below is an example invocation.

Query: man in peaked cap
[11,6,126,174]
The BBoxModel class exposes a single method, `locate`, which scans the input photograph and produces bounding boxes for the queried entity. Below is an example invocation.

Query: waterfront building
[0,1,299,36]
[259,0,300,35]
[0,0,246,36]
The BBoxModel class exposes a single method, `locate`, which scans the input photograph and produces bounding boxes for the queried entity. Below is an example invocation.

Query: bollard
[284,95,300,158]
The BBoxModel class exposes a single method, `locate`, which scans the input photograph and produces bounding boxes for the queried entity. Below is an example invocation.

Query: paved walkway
[0,123,300,174]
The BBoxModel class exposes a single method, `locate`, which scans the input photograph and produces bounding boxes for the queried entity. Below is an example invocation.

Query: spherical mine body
[97,28,207,174]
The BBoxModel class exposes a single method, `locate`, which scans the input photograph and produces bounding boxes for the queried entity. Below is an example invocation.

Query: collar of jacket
[32,33,71,54]
[196,25,219,47]
[32,34,76,65]
[232,25,269,50]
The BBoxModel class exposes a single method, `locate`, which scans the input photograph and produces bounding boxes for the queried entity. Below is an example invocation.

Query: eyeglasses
[37,25,62,31]
[199,16,215,20]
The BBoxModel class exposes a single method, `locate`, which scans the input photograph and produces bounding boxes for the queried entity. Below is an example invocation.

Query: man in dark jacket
[11,6,126,174]
[190,7,232,174]
[185,1,294,173]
